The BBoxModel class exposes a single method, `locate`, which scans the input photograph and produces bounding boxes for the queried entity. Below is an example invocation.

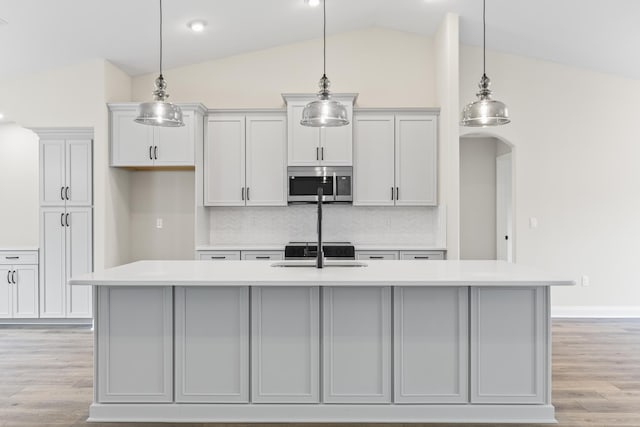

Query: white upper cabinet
[109,103,205,167]
[395,114,437,206]
[40,138,92,207]
[353,110,438,207]
[205,112,287,207]
[205,115,246,206]
[283,94,356,167]
[245,115,287,206]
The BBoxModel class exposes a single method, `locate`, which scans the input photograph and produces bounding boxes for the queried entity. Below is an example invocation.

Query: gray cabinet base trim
[88,403,556,424]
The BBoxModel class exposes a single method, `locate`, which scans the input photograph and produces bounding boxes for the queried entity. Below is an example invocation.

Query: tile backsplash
[208,205,443,246]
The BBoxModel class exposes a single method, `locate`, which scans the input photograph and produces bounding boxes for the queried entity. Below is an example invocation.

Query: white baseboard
[552,306,640,318]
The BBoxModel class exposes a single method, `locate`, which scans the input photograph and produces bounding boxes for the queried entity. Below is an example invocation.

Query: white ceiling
[0,0,638,80]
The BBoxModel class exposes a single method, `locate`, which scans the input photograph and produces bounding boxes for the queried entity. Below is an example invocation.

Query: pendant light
[135,0,184,127]
[461,0,510,127]
[300,0,349,127]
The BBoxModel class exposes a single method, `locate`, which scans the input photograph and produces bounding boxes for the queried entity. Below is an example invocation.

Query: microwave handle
[333,172,337,201]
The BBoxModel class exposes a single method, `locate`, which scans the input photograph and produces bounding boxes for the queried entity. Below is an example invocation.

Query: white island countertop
[70,260,575,287]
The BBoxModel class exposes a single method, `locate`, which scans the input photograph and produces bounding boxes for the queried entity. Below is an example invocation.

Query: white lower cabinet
[0,263,38,319]
[175,287,249,403]
[394,287,468,403]
[471,287,547,404]
[97,286,173,403]
[252,287,320,403]
[322,286,391,403]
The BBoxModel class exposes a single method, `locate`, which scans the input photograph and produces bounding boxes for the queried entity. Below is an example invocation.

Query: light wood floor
[0,319,639,427]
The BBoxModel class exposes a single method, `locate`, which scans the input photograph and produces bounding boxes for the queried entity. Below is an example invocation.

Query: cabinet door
[205,116,246,206]
[175,287,249,403]
[471,287,547,404]
[394,287,468,403]
[97,286,173,403]
[0,266,11,318]
[399,250,445,260]
[66,207,93,318]
[288,104,320,166]
[245,115,287,206]
[323,286,391,403]
[66,139,92,206]
[395,115,437,206]
[154,110,195,166]
[252,287,319,403]
[353,115,395,206]
[13,265,39,318]
[40,140,66,206]
[110,109,154,167]
[40,208,66,318]
[320,103,353,166]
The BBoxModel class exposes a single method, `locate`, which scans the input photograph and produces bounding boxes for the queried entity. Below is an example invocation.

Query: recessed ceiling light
[306,0,320,7]
[188,20,207,32]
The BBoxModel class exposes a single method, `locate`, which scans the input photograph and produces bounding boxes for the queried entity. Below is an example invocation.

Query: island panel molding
[251,286,320,403]
[175,286,249,403]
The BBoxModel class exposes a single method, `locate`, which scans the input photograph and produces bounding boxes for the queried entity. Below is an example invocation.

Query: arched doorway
[459,133,515,261]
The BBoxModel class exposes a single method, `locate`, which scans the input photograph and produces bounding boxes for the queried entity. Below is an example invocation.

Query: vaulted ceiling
[0,0,637,80]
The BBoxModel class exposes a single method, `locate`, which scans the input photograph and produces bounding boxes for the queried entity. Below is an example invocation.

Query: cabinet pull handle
[246,187,250,201]
[61,187,65,200]
[61,213,65,227]
[255,256,270,259]
[11,271,16,284]
[241,187,245,201]
[149,146,153,160]
[65,186,70,200]
[396,187,399,200]
[316,147,319,161]
[5,256,19,260]
[154,146,158,160]
[391,187,394,200]
[414,256,430,259]
[321,147,324,160]
[210,256,226,259]
[65,213,69,227]
[369,256,384,259]
[6,270,10,284]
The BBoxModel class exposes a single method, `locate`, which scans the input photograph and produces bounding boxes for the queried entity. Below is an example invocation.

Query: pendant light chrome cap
[460,74,510,127]
[135,75,184,127]
[301,75,350,127]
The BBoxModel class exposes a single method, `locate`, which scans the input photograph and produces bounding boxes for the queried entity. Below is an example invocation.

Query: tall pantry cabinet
[35,128,93,319]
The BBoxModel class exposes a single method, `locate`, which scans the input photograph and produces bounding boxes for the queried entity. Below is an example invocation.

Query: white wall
[460,137,498,260]
[460,45,640,313]
[0,125,39,247]
[129,171,195,261]
[132,27,437,108]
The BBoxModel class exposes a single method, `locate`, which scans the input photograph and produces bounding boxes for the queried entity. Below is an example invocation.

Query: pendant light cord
[482,0,486,77]
[159,0,163,77]
[323,0,326,77]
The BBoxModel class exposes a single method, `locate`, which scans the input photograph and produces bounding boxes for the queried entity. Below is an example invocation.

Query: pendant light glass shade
[461,0,510,127]
[300,0,349,128]
[135,0,184,127]
[301,75,349,127]
[460,74,510,127]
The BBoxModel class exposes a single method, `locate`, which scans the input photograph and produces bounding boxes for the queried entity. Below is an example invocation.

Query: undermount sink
[271,260,368,268]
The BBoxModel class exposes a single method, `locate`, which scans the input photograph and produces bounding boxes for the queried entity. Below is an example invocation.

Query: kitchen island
[70,260,574,424]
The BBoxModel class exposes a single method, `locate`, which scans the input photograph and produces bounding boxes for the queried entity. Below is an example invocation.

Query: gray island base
[69,260,574,424]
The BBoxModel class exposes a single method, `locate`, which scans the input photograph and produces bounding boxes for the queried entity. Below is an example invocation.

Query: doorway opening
[459,134,514,261]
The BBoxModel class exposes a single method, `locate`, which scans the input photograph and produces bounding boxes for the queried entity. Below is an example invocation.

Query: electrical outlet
[156,218,163,229]
[581,275,590,287]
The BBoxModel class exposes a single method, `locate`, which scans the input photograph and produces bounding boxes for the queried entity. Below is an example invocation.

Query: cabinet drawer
[355,251,398,260]
[0,251,39,265]
[399,251,445,260]
[241,251,284,261]
[198,251,241,261]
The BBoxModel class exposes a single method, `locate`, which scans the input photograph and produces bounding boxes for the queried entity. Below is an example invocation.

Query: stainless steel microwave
[287,166,353,203]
